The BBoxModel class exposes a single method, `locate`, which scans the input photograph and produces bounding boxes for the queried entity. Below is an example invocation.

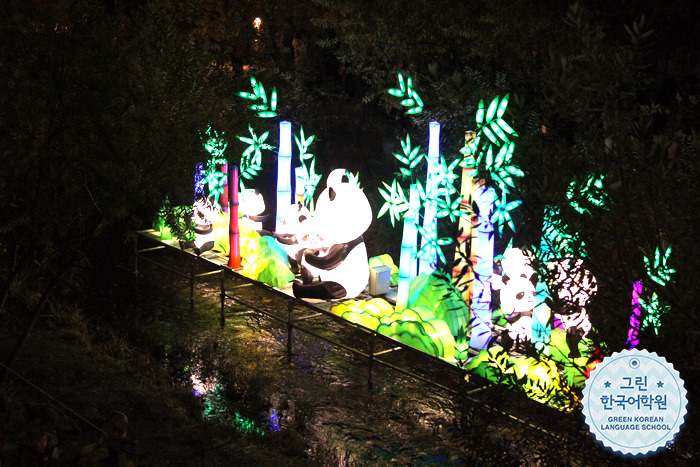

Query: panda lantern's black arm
[245,210,273,223]
[304,236,363,271]
[258,230,298,245]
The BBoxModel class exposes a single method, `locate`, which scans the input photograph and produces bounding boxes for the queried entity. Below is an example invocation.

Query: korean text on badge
[582,349,687,456]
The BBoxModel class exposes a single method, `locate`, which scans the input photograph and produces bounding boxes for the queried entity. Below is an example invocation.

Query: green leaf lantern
[643,246,675,287]
[386,72,423,114]
[407,271,470,338]
[238,75,278,118]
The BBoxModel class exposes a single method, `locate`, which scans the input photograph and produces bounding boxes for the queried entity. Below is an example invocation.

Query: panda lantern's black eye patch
[328,187,336,201]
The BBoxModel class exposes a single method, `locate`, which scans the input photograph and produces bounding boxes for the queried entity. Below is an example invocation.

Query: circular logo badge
[582,349,687,456]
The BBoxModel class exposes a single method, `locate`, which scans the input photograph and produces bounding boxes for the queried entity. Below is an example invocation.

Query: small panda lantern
[292,169,372,300]
[190,198,220,255]
[272,202,318,262]
[493,247,538,344]
[239,188,269,231]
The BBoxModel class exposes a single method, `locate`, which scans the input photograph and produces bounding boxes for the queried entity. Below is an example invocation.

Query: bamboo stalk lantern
[395,184,420,313]
[418,121,441,275]
[276,121,293,232]
[228,165,241,268]
[470,183,496,350]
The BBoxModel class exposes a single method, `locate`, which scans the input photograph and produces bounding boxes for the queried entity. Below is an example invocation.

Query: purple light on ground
[626,281,643,349]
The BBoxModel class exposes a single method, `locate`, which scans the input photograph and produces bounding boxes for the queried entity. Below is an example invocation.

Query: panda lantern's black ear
[341,173,349,183]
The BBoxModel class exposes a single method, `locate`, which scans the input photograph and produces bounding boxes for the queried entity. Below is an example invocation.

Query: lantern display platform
[133,229,487,379]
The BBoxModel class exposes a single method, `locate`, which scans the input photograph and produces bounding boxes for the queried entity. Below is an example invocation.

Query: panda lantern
[239,188,272,231]
[492,247,538,346]
[182,198,219,255]
[269,202,316,264]
[290,169,372,300]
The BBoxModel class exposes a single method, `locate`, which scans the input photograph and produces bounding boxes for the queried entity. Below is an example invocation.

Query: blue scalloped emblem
[582,349,687,456]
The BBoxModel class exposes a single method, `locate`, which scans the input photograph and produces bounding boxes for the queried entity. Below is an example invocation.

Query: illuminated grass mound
[331,299,455,359]
[211,215,293,288]
[465,346,581,408]
[407,271,469,338]
[547,327,600,388]
[152,212,172,240]
[242,235,294,288]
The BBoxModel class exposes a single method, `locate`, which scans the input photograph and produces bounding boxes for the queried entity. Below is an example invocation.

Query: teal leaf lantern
[238,76,278,118]
[387,72,423,114]
[643,246,675,287]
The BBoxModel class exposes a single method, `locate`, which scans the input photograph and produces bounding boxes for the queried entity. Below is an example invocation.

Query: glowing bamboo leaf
[485,146,494,169]
[485,97,499,122]
[407,106,423,114]
[497,118,518,136]
[401,134,410,154]
[417,225,449,264]
[639,292,669,335]
[270,87,277,111]
[435,195,464,222]
[257,82,267,103]
[490,121,508,142]
[505,142,515,162]
[411,90,424,107]
[408,145,421,162]
[567,175,608,215]
[482,126,498,144]
[400,98,415,106]
[239,76,281,121]
[494,144,509,167]
[378,180,409,226]
[496,94,510,118]
[505,165,524,177]
[476,99,485,124]
[394,153,409,165]
[398,73,406,92]
[643,246,675,286]
[491,192,522,235]
[388,88,404,97]
[436,159,459,193]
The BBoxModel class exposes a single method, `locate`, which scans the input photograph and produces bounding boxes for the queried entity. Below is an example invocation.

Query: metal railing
[133,229,573,442]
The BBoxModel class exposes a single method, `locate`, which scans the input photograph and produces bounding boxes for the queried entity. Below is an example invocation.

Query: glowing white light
[276,121,293,232]
[253,17,262,30]
[419,121,441,275]
[470,185,495,349]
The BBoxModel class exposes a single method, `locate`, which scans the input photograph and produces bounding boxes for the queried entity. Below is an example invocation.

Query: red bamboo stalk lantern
[228,165,241,268]
[220,163,229,213]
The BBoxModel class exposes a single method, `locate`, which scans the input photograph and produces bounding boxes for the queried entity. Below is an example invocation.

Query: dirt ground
[1,250,697,466]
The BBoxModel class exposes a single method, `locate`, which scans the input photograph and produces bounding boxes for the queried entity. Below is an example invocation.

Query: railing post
[368,331,375,390]
[219,269,226,328]
[286,299,295,356]
[189,257,195,313]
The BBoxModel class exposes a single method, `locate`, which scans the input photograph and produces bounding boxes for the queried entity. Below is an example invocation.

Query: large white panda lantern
[292,169,372,300]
